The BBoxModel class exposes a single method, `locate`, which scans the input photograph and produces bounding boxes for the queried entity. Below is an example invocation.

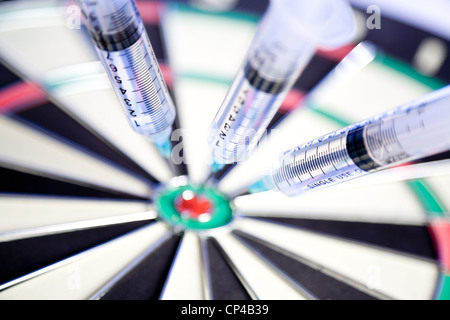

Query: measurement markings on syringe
[215,87,248,147]
[77,0,176,143]
[292,156,302,183]
[328,141,338,171]
[274,136,353,188]
[121,42,166,125]
[104,51,137,119]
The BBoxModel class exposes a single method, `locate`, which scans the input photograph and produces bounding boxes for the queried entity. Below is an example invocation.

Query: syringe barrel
[75,0,141,51]
[76,0,176,142]
[208,0,355,165]
[271,85,450,196]
[352,88,450,170]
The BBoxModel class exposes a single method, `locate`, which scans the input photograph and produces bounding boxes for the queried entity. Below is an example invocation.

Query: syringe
[207,0,355,169]
[75,0,176,158]
[249,85,450,197]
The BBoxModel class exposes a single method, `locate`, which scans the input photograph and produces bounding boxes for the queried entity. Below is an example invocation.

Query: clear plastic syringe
[75,0,176,158]
[249,85,450,197]
[207,0,355,169]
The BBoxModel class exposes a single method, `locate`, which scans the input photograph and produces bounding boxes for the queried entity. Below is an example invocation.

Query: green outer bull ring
[154,181,234,231]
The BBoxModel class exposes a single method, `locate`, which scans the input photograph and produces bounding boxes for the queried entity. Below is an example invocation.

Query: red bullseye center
[175,190,212,219]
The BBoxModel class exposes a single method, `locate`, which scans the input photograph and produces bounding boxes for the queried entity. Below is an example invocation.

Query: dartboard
[0,0,449,300]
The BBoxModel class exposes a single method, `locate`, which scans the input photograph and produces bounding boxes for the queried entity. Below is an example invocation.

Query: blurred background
[0,0,449,300]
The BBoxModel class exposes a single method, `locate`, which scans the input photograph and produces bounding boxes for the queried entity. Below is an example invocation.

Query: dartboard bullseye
[155,179,233,230]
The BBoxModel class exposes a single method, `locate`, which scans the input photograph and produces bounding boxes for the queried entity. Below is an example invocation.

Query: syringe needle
[249,85,450,197]
[207,0,355,169]
[76,0,176,160]
[203,172,217,188]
